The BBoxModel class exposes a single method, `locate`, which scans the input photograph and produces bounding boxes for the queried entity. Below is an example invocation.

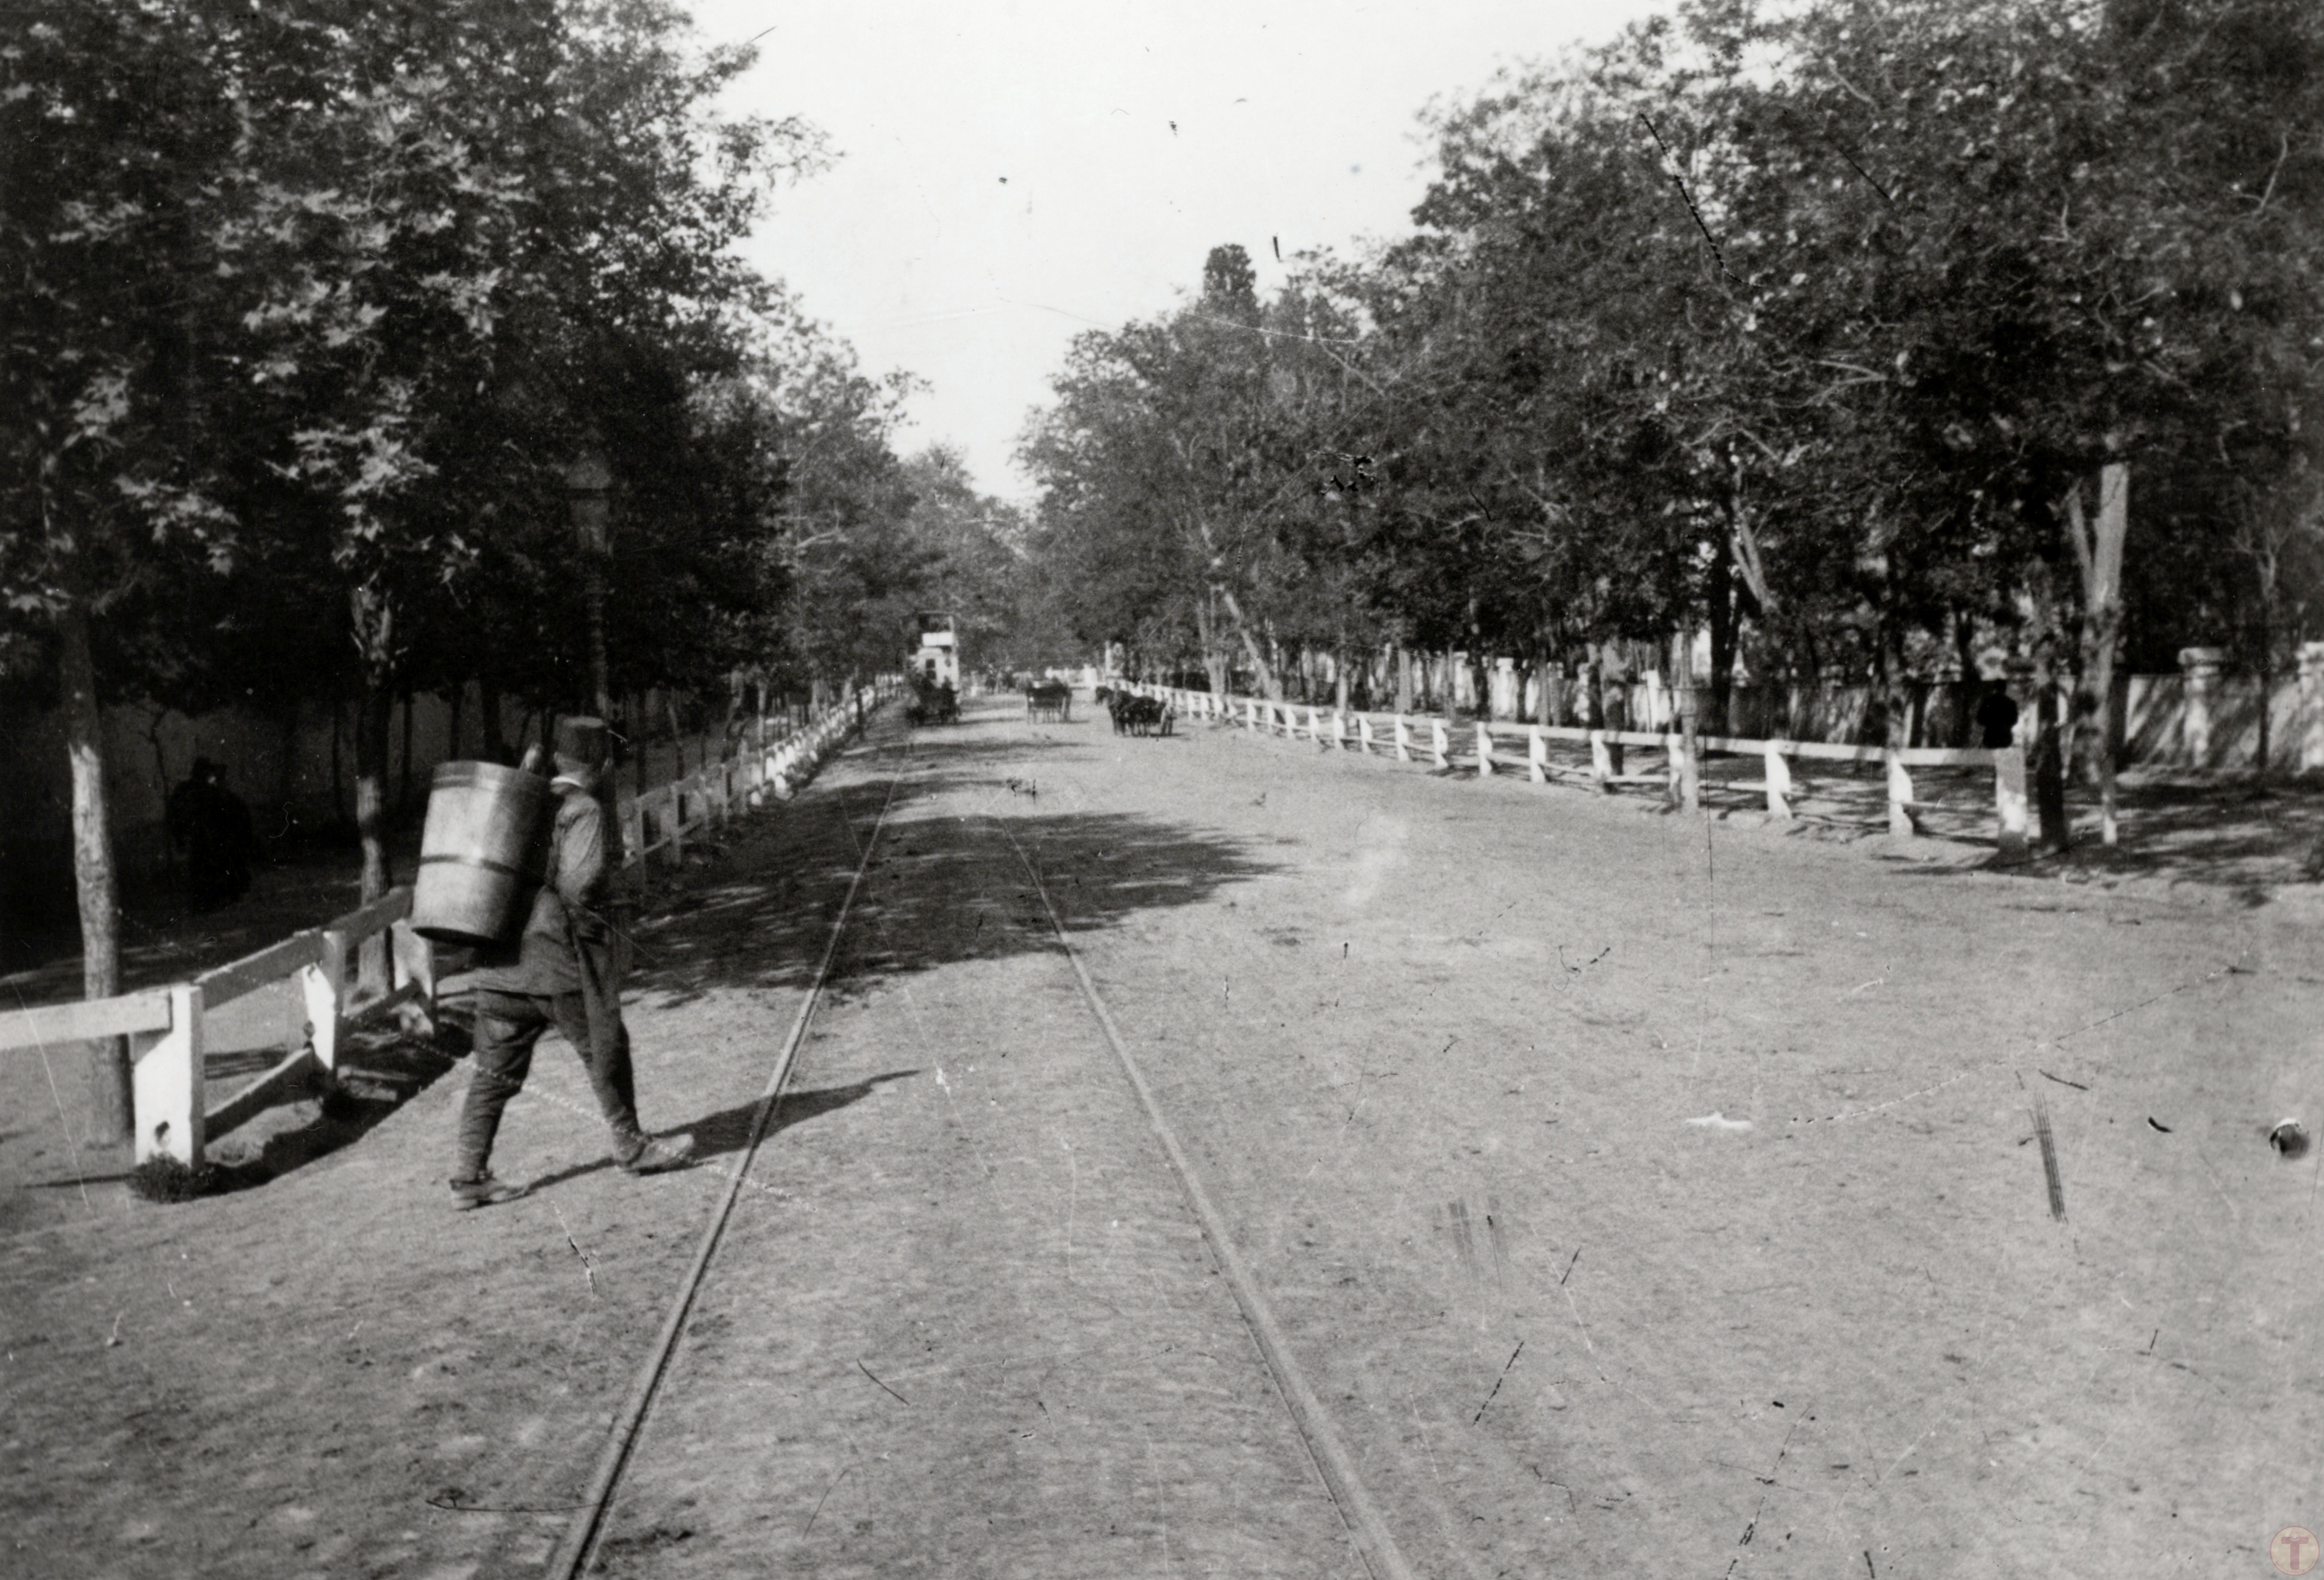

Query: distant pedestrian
[448,717,692,1211]
[1976,682,2021,750]
[166,757,257,909]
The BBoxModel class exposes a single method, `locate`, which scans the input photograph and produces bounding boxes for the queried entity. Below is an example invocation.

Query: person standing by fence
[166,757,257,909]
[447,717,692,1210]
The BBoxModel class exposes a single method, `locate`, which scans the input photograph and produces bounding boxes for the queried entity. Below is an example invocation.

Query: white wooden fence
[1125,681,2031,860]
[0,680,890,1172]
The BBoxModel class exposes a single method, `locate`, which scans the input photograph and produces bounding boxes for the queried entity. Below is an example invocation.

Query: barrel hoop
[419,853,542,881]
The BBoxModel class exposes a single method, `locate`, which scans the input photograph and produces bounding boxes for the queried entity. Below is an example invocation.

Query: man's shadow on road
[518,1067,920,1196]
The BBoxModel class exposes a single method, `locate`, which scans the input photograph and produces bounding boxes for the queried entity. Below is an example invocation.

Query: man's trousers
[454,988,645,1181]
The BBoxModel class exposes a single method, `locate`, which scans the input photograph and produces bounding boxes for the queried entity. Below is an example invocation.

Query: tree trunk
[1879,627,1914,754]
[59,604,132,1144]
[1334,646,1351,713]
[1951,612,1979,748]
[348,584,397,918]
[480,678,508,764]
[330,697,346,832]
[1394,645,1414,713]
[353,677,393,907]
[2033,676,2069,853]
[1216,585,1282,701]
[143,707,178,898]
[2066,462,2129,845]
[1195,594,1227,696]
[1707,533,1739,731]
[717,679,742,764]
[1676,627,1702,810]
[397,686,415,814]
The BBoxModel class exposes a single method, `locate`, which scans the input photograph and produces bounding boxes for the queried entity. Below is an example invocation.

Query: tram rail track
[999,821,1418,1580]
[546,726,1417,1578]
[545,766,905,1578]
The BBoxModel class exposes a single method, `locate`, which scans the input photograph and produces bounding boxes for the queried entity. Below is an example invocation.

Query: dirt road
[5,694,2318,1577]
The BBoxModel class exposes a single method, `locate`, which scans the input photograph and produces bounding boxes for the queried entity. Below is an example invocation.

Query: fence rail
[0,679,890,1170]
[1126,681,2031,859]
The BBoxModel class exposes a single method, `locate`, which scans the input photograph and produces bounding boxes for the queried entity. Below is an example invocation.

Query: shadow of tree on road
[626,726,1278,1012]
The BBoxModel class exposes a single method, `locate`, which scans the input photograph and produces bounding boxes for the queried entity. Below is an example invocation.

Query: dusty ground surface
[5,694,2322,1577]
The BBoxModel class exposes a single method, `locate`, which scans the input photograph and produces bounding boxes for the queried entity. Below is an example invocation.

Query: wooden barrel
[411,761,552,946]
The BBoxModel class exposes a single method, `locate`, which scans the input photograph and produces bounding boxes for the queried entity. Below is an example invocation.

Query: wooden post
[1475,721,1494,777]
[1431,719,1449,770]
[1358,715,1375,755]
[389,918,436,1038]
[1394,716,1413,762]
[131,984,205,1166]
[1589,729,1614,793]
[1885,748,1917,837]
[1676,662,1702,812]
[1994,745,2030,862]
[1528,726,1548,784]
[667,788,685,866]
[1665,730,1688,807]
[300,936,343,1079]
[2179,646,2225,769]
[1763,742,1794,820]
[1331,712,1347,751]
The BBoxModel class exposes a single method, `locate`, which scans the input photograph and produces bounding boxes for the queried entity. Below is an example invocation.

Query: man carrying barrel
[448,717,692,1210]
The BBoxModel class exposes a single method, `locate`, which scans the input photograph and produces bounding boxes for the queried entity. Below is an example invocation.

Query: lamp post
[564,440,614,724]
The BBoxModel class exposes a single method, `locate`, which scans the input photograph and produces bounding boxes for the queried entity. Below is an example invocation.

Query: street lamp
[563,438,614,723]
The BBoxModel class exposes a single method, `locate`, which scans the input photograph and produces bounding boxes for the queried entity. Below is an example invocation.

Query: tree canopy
[1021,0,2324,738]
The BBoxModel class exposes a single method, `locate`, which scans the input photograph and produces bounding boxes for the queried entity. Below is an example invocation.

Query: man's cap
[553,717,610,768]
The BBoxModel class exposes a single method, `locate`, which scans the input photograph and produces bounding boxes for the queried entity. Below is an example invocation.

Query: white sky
[686,0,1670,502]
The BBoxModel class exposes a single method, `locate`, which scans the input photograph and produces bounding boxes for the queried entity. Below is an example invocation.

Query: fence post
[131,983,205,1166]
[1528,726,1548,784]
[2179,646,2225,768]
[1475,721,1494,777]
[1306,705,1321,742]
[1331,712,1346,751]
[1885,748,1917,837]
[1763,743,1794,820]
[1394,715,1412,761]
[1358,715,1375,755]
[1431,719,1449,770]
[301,931,345,1077]
[1589,729,1614,793]
[389,918,436,1038]
[1994,745,2030,862]
[1245,698,1258,732]
[668,788,685,866]
[1665,730,1688,806]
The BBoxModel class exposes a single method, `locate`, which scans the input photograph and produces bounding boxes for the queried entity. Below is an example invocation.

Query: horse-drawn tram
[907,611,960,725]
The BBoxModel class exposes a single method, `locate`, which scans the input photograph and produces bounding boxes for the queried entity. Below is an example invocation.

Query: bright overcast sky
[686,0,1671,502]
